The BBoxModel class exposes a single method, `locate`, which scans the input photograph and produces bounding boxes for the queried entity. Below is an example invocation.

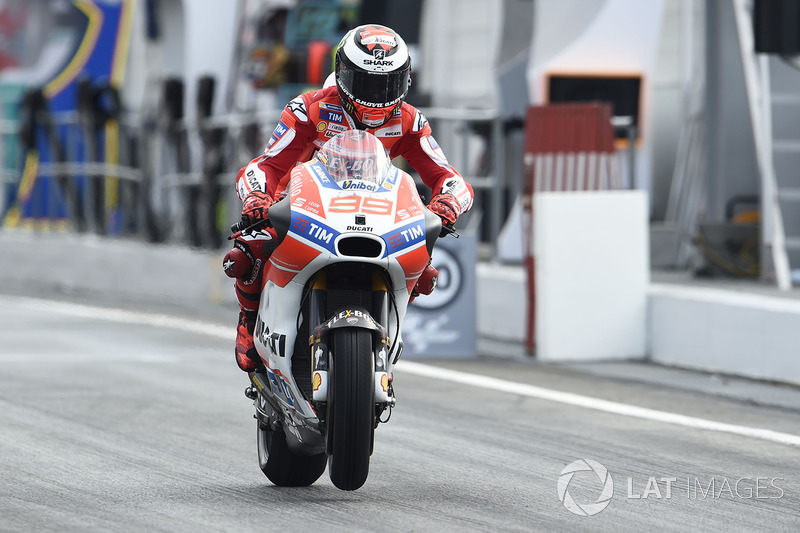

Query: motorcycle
[230,130,450,490]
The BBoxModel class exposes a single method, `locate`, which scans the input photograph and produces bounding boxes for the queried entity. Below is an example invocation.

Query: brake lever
[440,224,460,239]
[228,218,271,240]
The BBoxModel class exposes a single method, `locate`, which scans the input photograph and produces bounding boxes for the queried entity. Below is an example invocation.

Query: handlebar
[229,216,458,240]
[440,224,460,239]
[228,217,271,240]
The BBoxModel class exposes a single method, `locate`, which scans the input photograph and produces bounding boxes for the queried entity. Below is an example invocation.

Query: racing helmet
[334,24,411,129]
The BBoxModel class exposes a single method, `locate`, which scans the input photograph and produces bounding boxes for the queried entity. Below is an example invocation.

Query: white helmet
[334,24,411,128]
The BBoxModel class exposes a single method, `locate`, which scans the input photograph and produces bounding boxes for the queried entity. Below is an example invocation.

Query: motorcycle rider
[224,24,474,372]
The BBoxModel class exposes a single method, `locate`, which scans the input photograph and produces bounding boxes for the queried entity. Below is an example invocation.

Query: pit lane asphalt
[1,293,799,532]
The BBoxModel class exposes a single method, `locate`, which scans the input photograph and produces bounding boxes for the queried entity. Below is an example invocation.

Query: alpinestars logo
[287,97,307,121]
[557,459,614,516]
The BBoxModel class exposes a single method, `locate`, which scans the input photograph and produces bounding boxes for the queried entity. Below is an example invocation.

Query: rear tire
[257,422,326,487]
[327,328,375,491]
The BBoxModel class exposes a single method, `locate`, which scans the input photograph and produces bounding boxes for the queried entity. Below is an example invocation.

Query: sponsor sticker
[320,109,344,124]
[319,102,344,112]
[359,26,397,50]
[267,121,290,147]
[413,111,428,132]
[376,123,402,138]
[383,220,426,255]
[267,369,297,408]
[287,97,307,121]
[291,213,338,252]
[341,180,378,192]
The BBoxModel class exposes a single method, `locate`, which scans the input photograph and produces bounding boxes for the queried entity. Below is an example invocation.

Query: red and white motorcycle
[234,131,448,490]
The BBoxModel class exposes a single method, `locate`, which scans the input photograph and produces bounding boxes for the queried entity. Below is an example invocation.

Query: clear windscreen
[316,131,392,185]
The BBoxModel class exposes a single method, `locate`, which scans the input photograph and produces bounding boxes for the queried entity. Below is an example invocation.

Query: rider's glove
[241,190,274,227]
[428,193,461,234]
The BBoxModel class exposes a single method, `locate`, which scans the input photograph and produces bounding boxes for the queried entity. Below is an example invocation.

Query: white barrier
[0,230,232,309]
[534,190,649,360]
[649,284,800,385]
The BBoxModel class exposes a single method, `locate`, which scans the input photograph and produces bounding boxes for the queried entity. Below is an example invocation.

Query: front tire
[257,422,326,486]
[327,328,375,491]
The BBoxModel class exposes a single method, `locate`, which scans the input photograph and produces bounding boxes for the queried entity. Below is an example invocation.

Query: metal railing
[1,104,510,250]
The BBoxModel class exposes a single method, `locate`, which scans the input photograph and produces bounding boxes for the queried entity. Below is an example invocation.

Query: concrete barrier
[649,283,800,385]
[533,191,649,361]
[0,230,234,309]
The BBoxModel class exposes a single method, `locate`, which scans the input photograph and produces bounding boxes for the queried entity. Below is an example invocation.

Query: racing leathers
[226,85,474,371]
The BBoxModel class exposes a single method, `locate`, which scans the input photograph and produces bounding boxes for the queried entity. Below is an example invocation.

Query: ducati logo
[359,25,396,51]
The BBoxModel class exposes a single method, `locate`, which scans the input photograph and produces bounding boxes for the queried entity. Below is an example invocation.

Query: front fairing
[255,132,441,419]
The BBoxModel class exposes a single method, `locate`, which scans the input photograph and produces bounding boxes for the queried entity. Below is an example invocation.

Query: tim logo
[294,215,337,248]
[388,234,403,249]
[293,217,309,232]
[385,222,425,251]
[320,109,343,124]
[268,121,289,147]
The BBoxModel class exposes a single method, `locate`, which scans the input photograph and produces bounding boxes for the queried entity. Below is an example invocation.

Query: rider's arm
[391,107,474,216]
[235,94,317,202]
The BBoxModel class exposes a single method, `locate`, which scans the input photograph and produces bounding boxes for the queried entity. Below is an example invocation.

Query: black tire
[257,422,326,487]
[327,328,375,491]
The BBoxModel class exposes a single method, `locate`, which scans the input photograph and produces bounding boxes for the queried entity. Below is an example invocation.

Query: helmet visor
[337,63,409,108]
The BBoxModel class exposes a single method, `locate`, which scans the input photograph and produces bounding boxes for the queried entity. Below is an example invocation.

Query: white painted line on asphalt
[11,295,800,448]
[10,296,233,340]
[396,361,800,448]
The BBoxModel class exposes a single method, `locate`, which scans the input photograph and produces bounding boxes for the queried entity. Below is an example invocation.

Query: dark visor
[338,64,409,107]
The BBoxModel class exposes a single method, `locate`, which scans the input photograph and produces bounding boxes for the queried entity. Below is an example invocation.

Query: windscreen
[316,131,392,185]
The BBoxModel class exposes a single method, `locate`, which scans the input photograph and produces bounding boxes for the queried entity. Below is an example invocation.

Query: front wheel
[327,328,375,491]
[257,422,326,487]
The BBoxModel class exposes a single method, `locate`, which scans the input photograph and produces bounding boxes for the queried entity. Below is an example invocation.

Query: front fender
[318,306,385,335]
[310,306,391,403]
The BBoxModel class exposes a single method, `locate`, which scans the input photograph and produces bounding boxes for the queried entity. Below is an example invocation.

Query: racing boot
[235,309,263,372]
[224,238,268,372]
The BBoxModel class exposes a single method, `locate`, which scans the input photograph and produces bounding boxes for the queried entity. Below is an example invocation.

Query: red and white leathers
[228,86,473,370]
[236,85,473,209]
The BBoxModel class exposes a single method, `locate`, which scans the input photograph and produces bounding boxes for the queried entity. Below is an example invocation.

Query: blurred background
[2,0,800,364]
[2,0,799,280]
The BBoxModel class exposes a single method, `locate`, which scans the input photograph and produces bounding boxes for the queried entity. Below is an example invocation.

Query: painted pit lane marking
[9,296,800,448]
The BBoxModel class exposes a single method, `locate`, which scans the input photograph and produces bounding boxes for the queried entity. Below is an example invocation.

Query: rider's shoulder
[284,87,341,123]
[305,86,341,108]
[398,101,430,134]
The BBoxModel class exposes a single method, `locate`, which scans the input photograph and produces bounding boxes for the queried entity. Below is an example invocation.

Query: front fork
[309,270,396,423]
